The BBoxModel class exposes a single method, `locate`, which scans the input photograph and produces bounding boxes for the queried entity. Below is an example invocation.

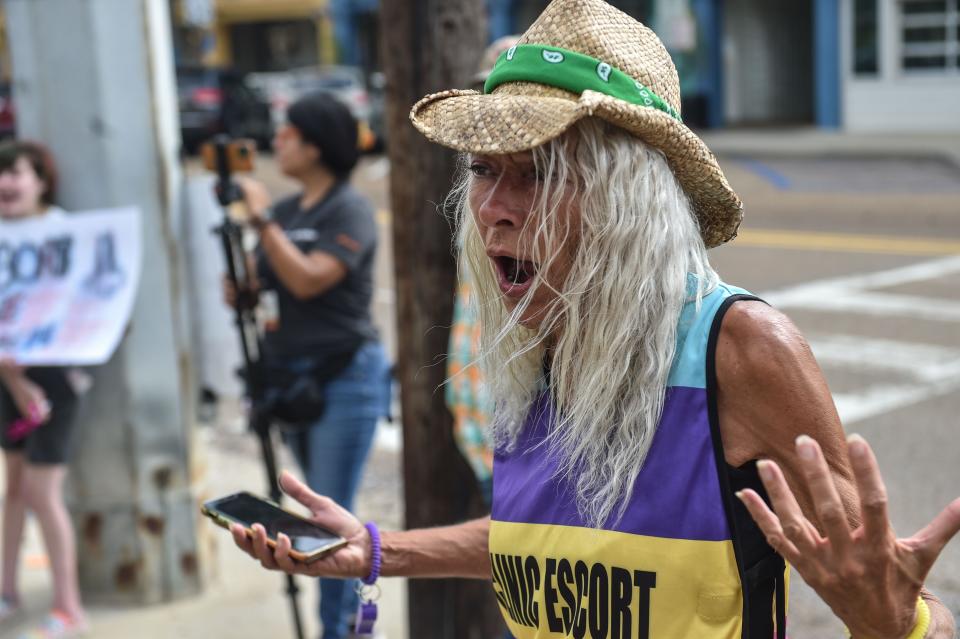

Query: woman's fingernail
[847,433,867,458]
[757,460,774,481]
[735,490,745,501]
[796,435,816,460]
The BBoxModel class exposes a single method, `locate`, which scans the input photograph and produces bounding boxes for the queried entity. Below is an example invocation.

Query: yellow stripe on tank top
[488,520,744,639]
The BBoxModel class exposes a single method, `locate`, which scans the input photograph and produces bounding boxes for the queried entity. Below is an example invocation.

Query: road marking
[830,377,960,425]
[763,254,960,321]
[736,159,792,190]
[736,229,960,256]
[776,292,960,322]
[808,333,960,425]
[763,256,960,424]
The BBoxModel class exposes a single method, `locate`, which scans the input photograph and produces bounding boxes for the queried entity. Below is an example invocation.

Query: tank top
[488,282,786,639]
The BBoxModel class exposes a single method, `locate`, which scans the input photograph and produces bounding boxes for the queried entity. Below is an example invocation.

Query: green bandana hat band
[484,44,682,123]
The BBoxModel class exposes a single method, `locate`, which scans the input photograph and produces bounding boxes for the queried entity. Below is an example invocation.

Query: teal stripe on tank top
[667,281,752,390]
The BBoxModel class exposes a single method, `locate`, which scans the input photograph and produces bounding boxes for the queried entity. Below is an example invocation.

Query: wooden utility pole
[380,1,505,637]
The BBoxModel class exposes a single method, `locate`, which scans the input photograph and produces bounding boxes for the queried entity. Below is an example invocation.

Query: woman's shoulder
[331,183,375,215]
[717,301,811,379]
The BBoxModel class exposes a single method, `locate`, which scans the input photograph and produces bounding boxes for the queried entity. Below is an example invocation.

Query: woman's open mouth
[493,255,538,297]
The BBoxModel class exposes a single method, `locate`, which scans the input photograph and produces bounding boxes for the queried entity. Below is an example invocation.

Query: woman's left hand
[738,434,960,638]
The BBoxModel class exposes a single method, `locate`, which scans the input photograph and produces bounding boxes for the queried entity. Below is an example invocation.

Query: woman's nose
[475,181,525,230]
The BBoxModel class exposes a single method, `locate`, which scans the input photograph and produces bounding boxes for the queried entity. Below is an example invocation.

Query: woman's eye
[469,163,492,178]
[525,168,549,183]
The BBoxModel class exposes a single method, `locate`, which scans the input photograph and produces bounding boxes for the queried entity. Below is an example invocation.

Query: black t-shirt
[256,182,378,358]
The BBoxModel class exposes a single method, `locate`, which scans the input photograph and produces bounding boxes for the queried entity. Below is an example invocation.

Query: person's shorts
[0,367,80,465]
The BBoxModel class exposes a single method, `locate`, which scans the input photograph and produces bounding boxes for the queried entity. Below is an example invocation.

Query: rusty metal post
[4,0,204,603]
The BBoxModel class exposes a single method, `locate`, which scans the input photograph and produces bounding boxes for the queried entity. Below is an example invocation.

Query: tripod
[211,136,305,639]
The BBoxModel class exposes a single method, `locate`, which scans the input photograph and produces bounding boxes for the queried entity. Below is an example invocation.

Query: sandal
[17,610,88,638]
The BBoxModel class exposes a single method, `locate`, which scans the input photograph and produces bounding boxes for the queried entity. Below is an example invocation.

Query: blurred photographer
[222,93,389,639]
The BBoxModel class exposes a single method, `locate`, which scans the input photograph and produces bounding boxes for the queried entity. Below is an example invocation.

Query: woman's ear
[307,144,322,166]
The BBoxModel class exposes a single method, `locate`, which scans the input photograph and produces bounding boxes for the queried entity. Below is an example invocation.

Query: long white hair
[450,118,719,527]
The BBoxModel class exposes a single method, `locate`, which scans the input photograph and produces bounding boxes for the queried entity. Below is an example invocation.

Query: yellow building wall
[213,0,332,66]
[215,0,328,24]
[208,22,232,66]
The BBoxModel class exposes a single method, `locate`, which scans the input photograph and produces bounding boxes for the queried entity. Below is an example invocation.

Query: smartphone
[200,138,256,174]
[202,492,347,563]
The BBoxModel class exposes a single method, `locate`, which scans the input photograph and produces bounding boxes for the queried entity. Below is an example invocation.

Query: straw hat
[410,0,742,248]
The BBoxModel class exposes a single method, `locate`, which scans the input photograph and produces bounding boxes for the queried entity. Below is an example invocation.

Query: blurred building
[489,0,959,133]
[172,0,337,71]
[1,1,951,133]
[718,0,958,132]
[842,0,959,131]
[328,0,380,69]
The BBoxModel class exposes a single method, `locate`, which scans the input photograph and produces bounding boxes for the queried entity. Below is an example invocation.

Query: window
[900,0,959,71]
[853,0,880,74]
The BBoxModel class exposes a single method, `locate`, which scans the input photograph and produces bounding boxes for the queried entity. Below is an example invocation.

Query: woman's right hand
[230,470,373,579]
[235,176,273,226]
[6,374,51,425]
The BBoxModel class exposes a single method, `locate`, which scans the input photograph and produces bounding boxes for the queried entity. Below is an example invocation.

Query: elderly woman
[231,1,959,637]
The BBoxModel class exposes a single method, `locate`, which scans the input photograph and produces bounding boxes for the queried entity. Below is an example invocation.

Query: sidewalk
[701,127,960,167]
[3,417,409,639]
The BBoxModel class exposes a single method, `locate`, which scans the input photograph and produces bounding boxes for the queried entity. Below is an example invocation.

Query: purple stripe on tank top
[491,387,731,542]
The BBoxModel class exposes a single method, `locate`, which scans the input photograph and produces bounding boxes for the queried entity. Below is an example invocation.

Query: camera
[201,137,256,175]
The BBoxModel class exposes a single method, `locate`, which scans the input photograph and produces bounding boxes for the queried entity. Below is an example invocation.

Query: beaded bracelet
[354,522,382,635]
[362,522,382,585]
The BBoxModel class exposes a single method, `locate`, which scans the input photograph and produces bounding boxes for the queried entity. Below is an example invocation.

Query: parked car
[249,66,384,153]
[177,67,273,154]
[0,83,16,140]
[246,71,299,132]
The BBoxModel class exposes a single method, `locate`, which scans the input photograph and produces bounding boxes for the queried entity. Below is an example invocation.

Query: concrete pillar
[4,0,205,604]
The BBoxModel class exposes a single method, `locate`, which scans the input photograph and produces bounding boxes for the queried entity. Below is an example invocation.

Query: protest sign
[0,208,142,365]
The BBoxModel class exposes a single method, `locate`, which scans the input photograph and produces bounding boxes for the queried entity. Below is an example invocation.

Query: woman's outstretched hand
[738,434,960,638]
[230,470,372,579]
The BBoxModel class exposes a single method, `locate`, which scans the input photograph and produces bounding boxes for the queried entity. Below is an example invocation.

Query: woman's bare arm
[717,301,959,638]
[231,471,491,580]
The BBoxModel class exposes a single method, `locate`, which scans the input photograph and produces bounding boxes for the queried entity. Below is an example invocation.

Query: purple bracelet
[362,522,381,585]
